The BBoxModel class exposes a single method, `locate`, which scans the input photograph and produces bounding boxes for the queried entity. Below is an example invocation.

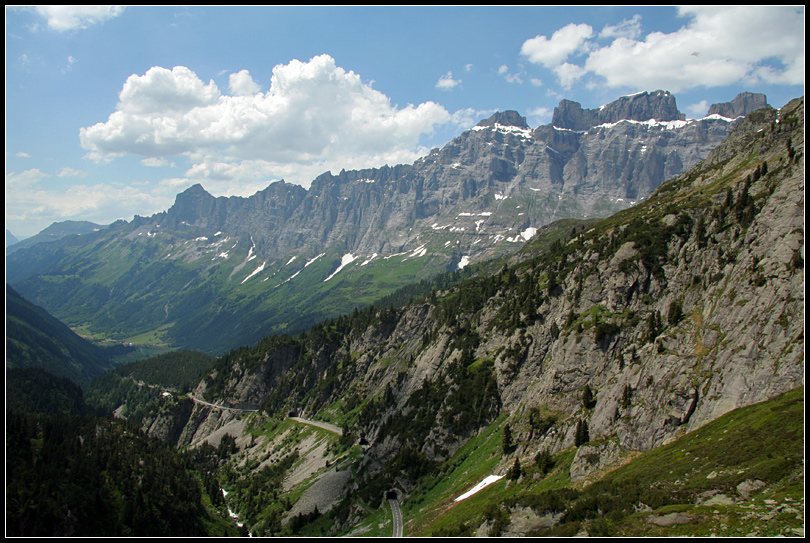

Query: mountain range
[6,90,772,355]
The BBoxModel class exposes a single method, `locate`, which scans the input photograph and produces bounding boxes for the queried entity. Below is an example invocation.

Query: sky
[5,5,805,239]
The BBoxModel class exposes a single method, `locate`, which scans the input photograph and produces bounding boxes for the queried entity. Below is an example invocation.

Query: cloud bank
[35,6,125,31]
[521,6,804,91]
[80,55,455,188]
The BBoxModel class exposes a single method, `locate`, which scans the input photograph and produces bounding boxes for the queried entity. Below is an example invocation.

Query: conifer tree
[582,385,595,409]
[502,424,513,454]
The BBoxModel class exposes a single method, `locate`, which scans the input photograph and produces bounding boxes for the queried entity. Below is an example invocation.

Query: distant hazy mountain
[6,229,20,248]
[6,220,108,255]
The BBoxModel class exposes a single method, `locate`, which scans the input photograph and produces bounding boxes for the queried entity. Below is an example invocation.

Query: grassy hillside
[383,386,804,537]
[5,284,115,388]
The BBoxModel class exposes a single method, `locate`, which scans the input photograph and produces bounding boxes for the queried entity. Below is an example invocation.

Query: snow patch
[241,262,266,284]
[454,475,504,502]
[324,254,357,282]
[305,253,325,267]
[361,253,377,266]
[408,245,427,259]
[520,227,537,241]
[593,118,689,131]
[472,123,533,139]
[457,255,470,270]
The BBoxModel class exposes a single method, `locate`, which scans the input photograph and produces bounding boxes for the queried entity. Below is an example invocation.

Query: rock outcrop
[708,92,769,118]
[551,90,685,130]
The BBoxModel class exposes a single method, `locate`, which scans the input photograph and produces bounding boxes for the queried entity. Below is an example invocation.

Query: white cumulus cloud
[229,69,261,96]
[522,6,804,92]
[80,55,453,188]
[520,23,594,68]
[436,71,462,90]
[599,14,642,40]
[35,6,125,31]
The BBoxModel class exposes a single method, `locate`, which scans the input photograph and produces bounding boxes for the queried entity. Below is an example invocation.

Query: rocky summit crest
[708,91,769,118]
[476,110,530,129]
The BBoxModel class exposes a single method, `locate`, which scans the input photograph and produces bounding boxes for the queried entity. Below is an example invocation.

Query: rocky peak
[476,110,529,129]
[165,183,218,226]
[707,92,769,118]
[552,90,685,130]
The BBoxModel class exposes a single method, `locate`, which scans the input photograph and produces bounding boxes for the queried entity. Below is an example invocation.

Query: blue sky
[6,6,805,238]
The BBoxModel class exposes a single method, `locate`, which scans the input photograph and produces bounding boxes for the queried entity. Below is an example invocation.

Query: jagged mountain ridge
[152,96,803,535]
[157,89,761,259]
[8,91,770,353]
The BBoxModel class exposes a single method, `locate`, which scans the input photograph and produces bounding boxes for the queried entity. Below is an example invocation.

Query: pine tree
[502,424,513,454]
[509,457,522,480]
[535,448,554,475]
[582,385,595,409]
[574,419,589,447]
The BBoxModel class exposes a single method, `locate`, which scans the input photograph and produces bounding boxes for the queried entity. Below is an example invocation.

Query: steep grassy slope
[402,386,804,537]
[5,285,116,388]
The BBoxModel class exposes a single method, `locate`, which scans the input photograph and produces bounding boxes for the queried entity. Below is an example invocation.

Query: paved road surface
[190,395,259,412]
[289,416,343,436]
[389,498,403,537]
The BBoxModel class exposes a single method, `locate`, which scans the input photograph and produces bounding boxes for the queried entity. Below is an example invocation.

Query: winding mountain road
[289,416,343,436]
[189,395,259,412]
[190,396,343,437]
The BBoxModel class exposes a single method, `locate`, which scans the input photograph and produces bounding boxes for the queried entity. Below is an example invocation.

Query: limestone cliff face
[551,90,685,131]
[708,92,769,118]
[154,91,751,265]
[171,98,804,490]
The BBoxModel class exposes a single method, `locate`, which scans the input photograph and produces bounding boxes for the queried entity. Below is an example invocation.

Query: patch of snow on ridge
[408,245,427,259]
[361,253,377,266]
[457,255,470,270]
[324,254,357,282]
[241,262,266,284]
[521,227,537,241]
[305,253,325,267]
[454,475,504,502]
[699,113,738,122]
[593,118,689,131]
[472,123,533,139]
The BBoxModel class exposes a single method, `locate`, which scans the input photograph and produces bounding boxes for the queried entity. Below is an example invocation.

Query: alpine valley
[5,91,805,537]
[7,90,772,354]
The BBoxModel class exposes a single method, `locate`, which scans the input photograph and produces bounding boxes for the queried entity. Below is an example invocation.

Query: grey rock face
[552,90,684,131]
[476,110,530,128]
[708,92,769,118]
[156,90,743,268]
